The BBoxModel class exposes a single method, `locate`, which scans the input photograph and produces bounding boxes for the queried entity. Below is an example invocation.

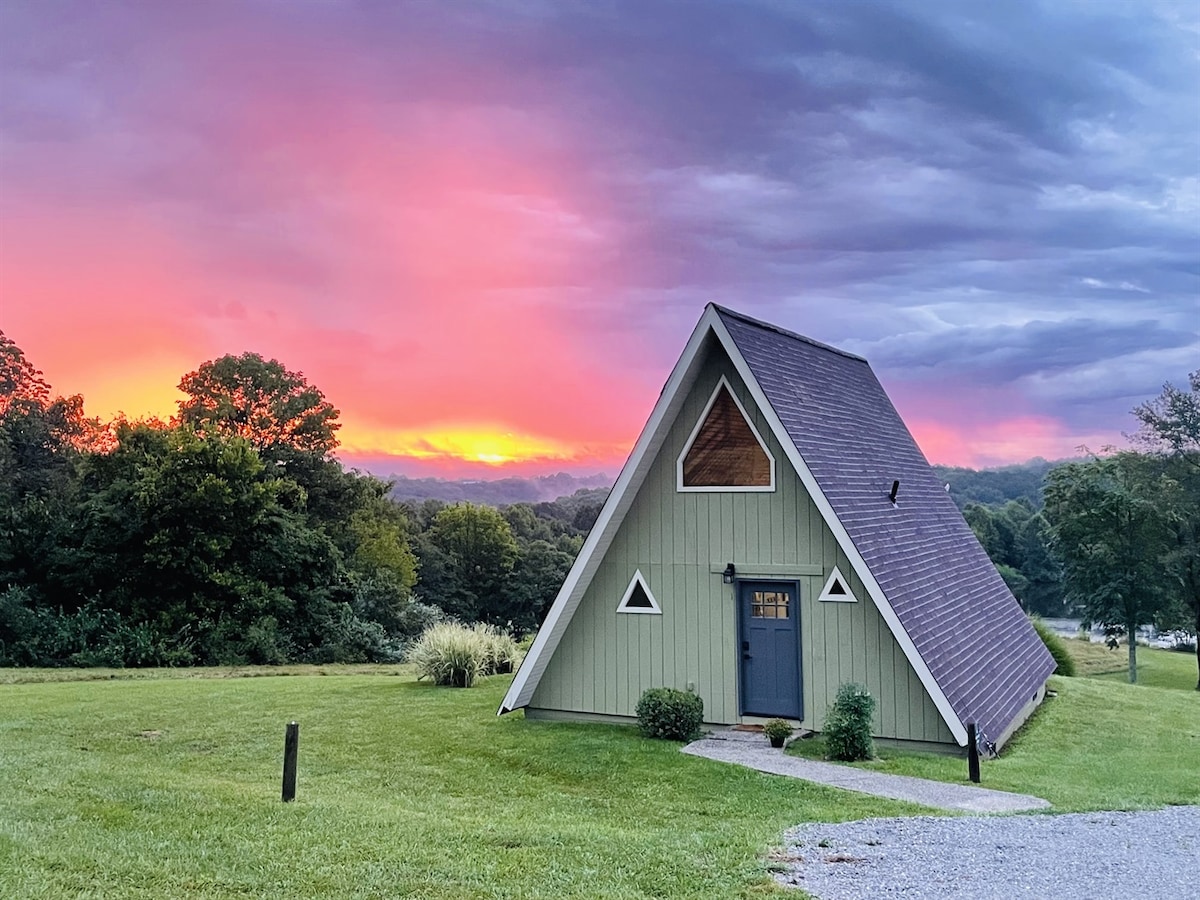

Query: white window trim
[819,566,857,603]
[676,375,776,493]
[617,570,662,614]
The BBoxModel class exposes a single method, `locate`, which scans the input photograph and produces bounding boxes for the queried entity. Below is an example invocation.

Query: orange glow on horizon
[337,420,629,468]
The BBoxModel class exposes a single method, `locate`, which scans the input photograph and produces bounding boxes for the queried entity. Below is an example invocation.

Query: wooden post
[967,722,980,784]
[282,721,299,802]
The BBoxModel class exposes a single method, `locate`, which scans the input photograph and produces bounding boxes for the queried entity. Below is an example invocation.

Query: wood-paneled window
[677,377,774,491]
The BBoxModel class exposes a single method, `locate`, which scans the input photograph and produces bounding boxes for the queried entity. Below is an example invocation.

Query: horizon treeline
[1,330,1195,685]
[0,331,599,668]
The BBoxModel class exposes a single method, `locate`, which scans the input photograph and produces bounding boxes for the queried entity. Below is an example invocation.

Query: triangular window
[819,566,857,603]
[617,570,661,614]
[677,377,774,491]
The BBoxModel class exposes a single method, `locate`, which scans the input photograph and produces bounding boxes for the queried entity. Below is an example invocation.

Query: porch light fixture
[722,563,736,584]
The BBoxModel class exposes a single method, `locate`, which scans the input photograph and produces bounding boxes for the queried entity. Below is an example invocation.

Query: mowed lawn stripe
[0,674,925,899]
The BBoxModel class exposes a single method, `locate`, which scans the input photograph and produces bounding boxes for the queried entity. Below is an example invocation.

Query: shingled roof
[501,303,1055,747]
[716,306,1055,747]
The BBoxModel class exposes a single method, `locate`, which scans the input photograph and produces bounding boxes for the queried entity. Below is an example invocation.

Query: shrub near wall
[635,687,704,741]
[1030,616,1077,676]
[824,683,875,761]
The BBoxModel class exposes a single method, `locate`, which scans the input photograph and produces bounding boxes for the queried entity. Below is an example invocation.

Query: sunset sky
[2,1,1197,479]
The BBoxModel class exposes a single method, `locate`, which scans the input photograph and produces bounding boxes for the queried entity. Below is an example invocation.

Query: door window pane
[750,590,789,619]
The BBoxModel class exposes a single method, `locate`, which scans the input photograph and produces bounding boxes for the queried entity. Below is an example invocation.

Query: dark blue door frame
[737,580,802,720]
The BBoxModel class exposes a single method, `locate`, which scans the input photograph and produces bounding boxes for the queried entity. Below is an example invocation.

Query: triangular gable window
[677,377,774,491]
[617,570,661,614]
[819,566,857,603]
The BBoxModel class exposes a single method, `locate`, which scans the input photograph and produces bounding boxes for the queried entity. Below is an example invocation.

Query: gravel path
[775,806,1200,899]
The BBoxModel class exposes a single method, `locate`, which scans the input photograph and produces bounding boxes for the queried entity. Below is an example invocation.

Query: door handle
[742,653,751,660]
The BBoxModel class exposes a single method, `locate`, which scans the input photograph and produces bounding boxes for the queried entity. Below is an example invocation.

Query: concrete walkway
[682,731,1049,814]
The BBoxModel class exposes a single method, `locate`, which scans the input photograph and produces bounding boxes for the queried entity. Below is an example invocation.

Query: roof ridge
[711,303,868,363]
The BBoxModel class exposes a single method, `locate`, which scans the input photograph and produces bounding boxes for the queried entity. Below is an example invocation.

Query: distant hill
[387,472,613,506]
[933,458,1064,509]
[386,461,1064,510]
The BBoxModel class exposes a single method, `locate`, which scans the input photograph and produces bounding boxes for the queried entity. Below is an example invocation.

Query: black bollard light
[282,721,299,801]
[967,722,980,784]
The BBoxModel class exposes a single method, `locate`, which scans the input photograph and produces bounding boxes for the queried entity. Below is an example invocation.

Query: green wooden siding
[530,341,955,745]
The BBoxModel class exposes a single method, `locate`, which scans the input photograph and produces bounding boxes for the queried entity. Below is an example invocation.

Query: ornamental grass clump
[635,687,704,741]
[1030,616,1077,677]
[471,623,523,675]
[408,622,486,687]
[824,682,875,761]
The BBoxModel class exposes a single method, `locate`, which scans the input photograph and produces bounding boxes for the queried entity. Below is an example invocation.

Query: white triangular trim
[617,570,661,614]
[499,304,968,746]
[676,375,775,492]
[818,566,857,603]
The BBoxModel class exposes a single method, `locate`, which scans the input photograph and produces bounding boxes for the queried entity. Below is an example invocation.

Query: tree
[1044,452,1174,683]
[177,353,340,456]
[424,503,518,622]
[69,422,348,663]
[496,539,576,632]
[0,330,50,415]
[1133,370,1200,455]
[1132,371,1200,689]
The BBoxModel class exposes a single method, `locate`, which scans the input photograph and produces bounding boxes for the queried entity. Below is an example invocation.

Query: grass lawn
[0,669,927,899]
[788,669,1200,812]
[1056,637,1199,689]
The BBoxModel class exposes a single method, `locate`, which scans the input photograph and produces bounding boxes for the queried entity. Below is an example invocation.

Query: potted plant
[763,718,793,749]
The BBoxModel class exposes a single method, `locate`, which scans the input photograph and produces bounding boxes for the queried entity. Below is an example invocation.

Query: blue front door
[738,581,802,719]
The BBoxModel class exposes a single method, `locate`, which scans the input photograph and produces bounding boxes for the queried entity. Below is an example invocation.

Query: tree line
[1,330,1195,687]
[0,332,598,668]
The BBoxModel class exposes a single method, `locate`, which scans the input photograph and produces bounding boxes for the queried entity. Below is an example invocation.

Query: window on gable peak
[678,379,774,491]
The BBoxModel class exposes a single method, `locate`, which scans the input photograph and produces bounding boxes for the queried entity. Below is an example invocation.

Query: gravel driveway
[775,806,1199,899]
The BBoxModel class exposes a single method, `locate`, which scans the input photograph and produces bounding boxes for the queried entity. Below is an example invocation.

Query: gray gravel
[775,806,1200,899]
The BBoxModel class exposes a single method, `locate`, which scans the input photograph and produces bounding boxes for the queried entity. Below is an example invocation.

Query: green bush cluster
[824,682,875,761]
[1030,616,1077,676]
[635,687,704,741]
[407,622,523,687]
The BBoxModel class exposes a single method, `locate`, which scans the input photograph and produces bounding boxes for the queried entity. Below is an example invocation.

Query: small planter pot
[769,736,786,749]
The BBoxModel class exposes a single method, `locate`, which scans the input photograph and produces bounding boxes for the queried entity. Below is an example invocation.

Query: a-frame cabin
[500,305,1054,751]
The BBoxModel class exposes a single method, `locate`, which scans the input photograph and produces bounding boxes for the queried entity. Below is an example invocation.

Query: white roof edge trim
[709,315,969,746]
[675,374,776,492]
[617,569,661,614]
[498,305,725,715]
[818,565,857,603]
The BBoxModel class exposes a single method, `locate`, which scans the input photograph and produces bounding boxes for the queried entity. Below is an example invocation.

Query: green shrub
[635,687,704,741]
[407,622,486,687]
[824,682,875,761]
[1031,616,1076,677]
[471,623,522,675]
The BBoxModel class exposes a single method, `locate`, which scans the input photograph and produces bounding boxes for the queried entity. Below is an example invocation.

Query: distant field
[1061,638,1198,689]
[0,671,923,899]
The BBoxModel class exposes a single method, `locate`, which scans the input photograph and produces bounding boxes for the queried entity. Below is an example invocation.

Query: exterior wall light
[722,563,736,584]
